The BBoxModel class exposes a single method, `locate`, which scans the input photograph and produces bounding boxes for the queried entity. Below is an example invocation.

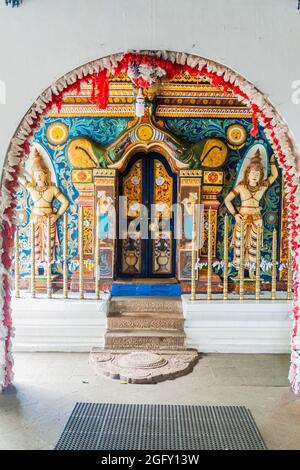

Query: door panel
[120,158,143,275]
[150,158,174,276]
[119,153,176,278]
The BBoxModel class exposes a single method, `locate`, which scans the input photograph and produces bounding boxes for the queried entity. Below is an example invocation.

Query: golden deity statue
[225,150,278,278]
[19,148,69,265]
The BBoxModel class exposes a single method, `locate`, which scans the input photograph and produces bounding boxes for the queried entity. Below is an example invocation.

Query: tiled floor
[0,352,300,450]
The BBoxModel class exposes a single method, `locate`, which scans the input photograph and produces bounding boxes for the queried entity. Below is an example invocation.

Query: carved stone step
[109,310,183,318]
[105,330,186,350]
[108,315,184,331]
[109,296,183,315]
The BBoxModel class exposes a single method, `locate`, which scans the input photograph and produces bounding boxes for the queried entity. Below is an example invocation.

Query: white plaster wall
[182,296,293,353]
[11,294,109,352]
[0,0,299,171]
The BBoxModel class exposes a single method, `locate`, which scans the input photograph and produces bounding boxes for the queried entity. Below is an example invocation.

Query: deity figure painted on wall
[182,192,198,249]
[224,149,278,278]
[98,190,114,245]
[18,148,69,270]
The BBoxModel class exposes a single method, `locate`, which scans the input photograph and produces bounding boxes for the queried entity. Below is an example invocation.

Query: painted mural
[16,114,282,282]
[165,118,282,279]
[15,116,130,278]
[14,68,288,293]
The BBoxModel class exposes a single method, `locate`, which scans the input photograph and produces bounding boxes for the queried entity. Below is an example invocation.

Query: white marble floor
[0,352,300,450]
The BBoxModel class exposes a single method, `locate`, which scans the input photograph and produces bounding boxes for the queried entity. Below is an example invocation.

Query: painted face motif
[34,170,47,186]
[232,130,241,140]
[248,169,260,186]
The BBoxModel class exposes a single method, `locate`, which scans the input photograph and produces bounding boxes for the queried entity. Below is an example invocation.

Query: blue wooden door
[118,152,177,278]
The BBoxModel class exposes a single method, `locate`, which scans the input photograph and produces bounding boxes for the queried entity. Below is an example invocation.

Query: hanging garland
[51,52,261,138]
[0,51,300,392]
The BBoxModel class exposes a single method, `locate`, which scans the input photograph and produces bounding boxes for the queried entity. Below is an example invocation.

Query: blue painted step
[111,283,182,297]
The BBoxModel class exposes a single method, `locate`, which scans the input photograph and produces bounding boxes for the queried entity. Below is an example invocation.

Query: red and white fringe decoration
[1,51,299,391]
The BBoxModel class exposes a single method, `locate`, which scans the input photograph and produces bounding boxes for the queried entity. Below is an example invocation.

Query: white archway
[1,50,299,392]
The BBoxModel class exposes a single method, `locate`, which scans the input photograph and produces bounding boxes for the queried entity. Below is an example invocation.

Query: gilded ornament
[226,124,247,150]
[136,124,154,141]
[46,122,69,145]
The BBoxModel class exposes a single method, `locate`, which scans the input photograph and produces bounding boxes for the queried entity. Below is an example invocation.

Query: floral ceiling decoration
[0,51,299,392]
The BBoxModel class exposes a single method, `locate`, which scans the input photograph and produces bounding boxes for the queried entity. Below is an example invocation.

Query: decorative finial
[250,149,262,166]
[31,148,48,174]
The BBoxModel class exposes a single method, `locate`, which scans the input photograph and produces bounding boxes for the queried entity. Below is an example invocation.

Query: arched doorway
[0,50,299,393]
[118,152,177,278]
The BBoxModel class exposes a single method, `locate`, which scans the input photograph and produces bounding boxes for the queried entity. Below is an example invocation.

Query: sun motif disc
[136,124,154,141]
[226,124,247,149]
[46,122,69,145]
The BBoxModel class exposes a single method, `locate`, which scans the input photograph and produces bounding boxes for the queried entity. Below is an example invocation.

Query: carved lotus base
[89,348,199,384]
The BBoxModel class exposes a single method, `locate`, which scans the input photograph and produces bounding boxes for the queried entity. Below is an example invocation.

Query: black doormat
[55,402,266,450]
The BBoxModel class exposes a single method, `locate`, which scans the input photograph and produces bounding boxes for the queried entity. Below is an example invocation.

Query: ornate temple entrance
[2,50,298,391]
[118,152,177,278]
